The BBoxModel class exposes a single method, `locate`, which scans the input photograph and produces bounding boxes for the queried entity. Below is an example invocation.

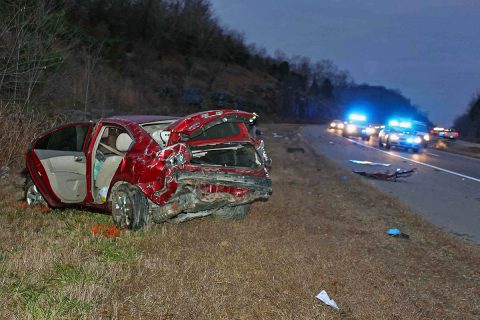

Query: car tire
[413,148,420,153]
[24,175,48,207]
[385,139,391,149]
[378,140,383,148]
[212,204,251,220]
[111,183,149,230]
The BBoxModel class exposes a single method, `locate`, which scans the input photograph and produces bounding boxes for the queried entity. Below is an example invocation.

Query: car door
[30,124,92,204]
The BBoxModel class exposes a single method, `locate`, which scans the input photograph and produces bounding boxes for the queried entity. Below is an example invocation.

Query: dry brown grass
[0,124,479,319]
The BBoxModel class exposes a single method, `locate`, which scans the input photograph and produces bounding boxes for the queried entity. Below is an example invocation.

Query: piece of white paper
[315,290,339,310]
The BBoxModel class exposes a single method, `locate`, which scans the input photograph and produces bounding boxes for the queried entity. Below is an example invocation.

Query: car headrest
[116,133,133,152]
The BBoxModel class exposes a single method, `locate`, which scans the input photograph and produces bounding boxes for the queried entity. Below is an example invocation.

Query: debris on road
[287,147,305,153]
[353,168,417,181]
[386,228,410,239]
[315,290,339,310]
[349,160,391,167]
[329,141,335,145]
[435,140,447,150]
[272,132,283,138]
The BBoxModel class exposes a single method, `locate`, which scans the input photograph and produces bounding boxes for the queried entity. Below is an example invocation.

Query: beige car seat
[95,133,133,189]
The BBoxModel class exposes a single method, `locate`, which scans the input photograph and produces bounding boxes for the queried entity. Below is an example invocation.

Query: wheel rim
[113,190,134,228]
[26,184,45,205]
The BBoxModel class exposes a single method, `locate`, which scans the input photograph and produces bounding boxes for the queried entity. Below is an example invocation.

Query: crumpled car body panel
[25,110,272,222]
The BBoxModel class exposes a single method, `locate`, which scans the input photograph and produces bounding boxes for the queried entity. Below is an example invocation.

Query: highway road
[301,125,480,244]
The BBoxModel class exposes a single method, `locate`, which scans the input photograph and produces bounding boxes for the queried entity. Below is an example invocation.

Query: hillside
[0,0,429,173]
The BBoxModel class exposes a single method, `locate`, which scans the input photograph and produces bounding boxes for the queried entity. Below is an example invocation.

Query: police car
[378,120,430,152]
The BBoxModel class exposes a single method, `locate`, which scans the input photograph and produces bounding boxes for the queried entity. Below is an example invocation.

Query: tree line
[1,0,431,124]
[454,95,480,142]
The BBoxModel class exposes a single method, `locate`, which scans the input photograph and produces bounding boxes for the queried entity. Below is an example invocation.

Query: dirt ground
[0,124,479,319]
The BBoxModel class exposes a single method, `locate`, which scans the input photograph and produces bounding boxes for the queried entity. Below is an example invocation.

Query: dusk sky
[210,0,480,125]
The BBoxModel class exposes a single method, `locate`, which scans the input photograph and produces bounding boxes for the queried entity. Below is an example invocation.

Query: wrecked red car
[24,110,272,229]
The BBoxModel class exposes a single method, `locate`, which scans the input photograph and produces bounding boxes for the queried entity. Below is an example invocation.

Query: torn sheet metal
[353,168,417,181]
[349,160,391,166]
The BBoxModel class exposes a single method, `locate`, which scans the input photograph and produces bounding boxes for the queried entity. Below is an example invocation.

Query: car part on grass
[287,147,305,153]
[349,160,391,167]
[352,168,417,181]
[316,290,339,311]
[91,224,121,237]
[386,228,410,239]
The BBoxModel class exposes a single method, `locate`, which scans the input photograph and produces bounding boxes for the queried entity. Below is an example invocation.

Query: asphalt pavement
[300,125,480,244]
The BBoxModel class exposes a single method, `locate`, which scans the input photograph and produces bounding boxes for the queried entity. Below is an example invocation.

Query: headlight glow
[346,124,357,133]
[414,137,422,144]
[330,122,336,128]
[366,127,375,135]
[338,123,345,129]
[349,114,366,122]
[423,134,430,141]
[390,134,399,141]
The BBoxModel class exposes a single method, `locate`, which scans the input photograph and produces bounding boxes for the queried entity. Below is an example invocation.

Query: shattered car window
[141,121,175,147]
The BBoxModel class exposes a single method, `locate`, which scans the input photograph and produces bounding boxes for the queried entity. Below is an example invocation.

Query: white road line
[426,152,440,157]
[344,137,480,183]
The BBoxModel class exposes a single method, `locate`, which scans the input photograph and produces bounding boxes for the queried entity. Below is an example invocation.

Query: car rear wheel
[212,204,251,220]
[111,183,149,230]
[24,175,47,207]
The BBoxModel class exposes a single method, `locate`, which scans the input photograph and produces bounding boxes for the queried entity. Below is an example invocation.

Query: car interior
[92,126,132,203]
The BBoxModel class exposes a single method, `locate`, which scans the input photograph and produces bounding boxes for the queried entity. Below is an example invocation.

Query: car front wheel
[111,183,149,230]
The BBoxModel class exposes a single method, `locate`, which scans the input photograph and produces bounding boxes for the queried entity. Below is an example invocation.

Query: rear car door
[28,124,92,204]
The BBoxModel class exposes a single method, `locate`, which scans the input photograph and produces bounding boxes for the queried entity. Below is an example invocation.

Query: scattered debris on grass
[315,290,339,310]
[91,224,121,237]
[349,160,391,166]
[353,168,417,181]
[387,228,410,239]
[16,201,51,213]
[0,166,10,180]
[287,147,305,153]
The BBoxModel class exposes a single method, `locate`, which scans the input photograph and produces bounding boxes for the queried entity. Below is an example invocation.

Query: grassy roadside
[432,138,480,159]
[0,124,479,319]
